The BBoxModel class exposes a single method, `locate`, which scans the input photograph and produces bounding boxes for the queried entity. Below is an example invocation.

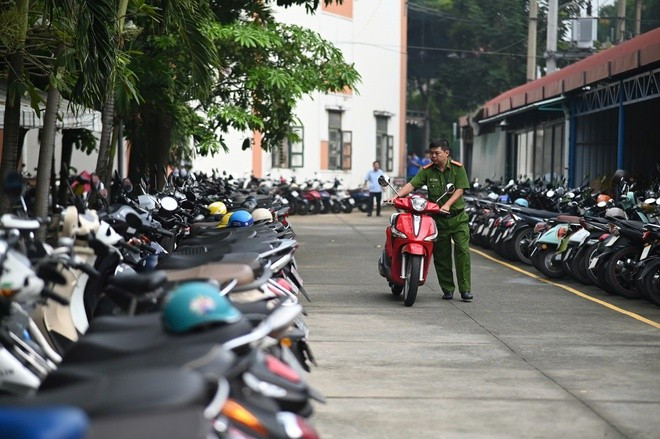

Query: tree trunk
[34,80,61,240]
[0,0,29,213]
[58,129,76,205]
[128,108,172,190]
[96,91,115,182]
[0,53,26,213]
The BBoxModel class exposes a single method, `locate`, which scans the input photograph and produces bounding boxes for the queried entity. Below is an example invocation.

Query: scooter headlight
[411,196,428,212]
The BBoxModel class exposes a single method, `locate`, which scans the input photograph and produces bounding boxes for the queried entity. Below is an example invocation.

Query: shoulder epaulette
[450,160,463,167]
[422,163,433,169]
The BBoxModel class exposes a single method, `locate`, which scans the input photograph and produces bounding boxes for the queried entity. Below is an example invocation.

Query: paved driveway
[291,211,660,439]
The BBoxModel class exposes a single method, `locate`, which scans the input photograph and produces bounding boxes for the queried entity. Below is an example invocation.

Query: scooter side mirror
[377,175,389,187]
[445,183,456,195]
[125,212,143,230]
[160,196,178,212]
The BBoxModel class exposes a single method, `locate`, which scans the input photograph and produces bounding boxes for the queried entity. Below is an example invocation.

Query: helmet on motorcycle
[605,207,627,219]
[208,201,227,216]
[162,282,242,333]
[497,194,510,203]
[487,192,498,201]
[514,198,529,208]
[596,194,612,204]
[228,210,254,227]
[251,208,272,223]
[216,213,232,229]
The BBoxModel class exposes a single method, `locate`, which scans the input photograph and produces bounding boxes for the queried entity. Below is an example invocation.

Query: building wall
[469,128,507,182]
[193,1,406,188]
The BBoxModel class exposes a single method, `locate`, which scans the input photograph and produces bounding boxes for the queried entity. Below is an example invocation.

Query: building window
[516,123,564,181]
[328,111,352,170]
[375,116,393,172]
[272,126,304,169]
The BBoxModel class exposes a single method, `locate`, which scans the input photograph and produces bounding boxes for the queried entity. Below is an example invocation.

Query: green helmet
[162,282,242,333]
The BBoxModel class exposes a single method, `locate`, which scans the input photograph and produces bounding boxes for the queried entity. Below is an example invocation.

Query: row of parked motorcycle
[0,169,323,438]
[219,173,372,216]
[465,172,660,306]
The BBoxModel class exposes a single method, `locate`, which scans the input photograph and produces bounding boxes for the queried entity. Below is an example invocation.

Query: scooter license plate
[490,227,497,237]
[495,233,502,244]
[503,229,510,239]
[281,345,307,378]
[477,224,484,234]
[564,247,572,259]
[588,256,600,269]
[349,198,355,205]
[640,244,651,260]
[605,236,619,247]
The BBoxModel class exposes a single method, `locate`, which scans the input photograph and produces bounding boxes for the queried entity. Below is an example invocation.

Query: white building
[193,0,408,187]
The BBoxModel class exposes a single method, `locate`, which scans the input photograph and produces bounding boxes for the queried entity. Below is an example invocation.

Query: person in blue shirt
[406,152,420,181]
[419,151,431,167]
[364,160,385,217]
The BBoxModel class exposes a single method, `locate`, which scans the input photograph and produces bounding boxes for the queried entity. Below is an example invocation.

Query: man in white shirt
[364,161,385,217]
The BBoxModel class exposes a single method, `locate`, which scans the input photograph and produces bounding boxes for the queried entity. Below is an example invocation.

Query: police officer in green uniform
[386,139,473,301]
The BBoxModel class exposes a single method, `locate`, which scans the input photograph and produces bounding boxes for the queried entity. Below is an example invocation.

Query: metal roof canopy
[478,96,565,125]
[476,28,660,121]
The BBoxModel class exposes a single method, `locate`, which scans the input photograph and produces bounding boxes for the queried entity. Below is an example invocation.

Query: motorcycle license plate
[495,233,502,244]
[605,236,619,247]
[482,227,490,236]
[503,229,510,239]
[588,256,600,269]
[490,227,497,237]
[640,244,651,260]
[564,247,572,259]
[349,198,355,205]
[477,224,484,234]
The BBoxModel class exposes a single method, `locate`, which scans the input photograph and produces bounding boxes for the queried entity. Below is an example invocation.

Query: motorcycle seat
[555,215,581,224]
[157,252,262,272]
[108,271,168,294]
[512,207,558,219]
[1,368,208,417]
[42,344,236,390]
[164,263,255,285]
[62,317,254,363]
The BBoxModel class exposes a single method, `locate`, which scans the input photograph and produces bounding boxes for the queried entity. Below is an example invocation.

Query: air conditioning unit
[571,17,597,49]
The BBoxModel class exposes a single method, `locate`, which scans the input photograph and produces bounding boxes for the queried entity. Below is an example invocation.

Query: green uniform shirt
[409,159,470,214]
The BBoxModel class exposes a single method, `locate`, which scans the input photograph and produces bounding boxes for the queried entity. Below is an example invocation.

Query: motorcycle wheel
[342,204,353,214]
[390,281,403,296]
[531,247,565,279]
[297,201,309,216]
[638,260,660,305]
[568,244,593,284]
[403,255,422,307]
[583,243,602,286]
[604,247,642,299]
[330,201,342,214]
[286,197,298,215]
[308,200,321,215]
[320,201,330,214]
[357,202,368,213]
[508,227,535,265]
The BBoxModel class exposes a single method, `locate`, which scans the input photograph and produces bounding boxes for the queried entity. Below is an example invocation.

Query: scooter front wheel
[403,255,422,307]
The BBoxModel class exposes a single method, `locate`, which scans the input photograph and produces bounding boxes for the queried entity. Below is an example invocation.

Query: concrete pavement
[290,211,660,439]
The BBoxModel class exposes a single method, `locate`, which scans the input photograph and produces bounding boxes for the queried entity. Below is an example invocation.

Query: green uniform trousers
[432,211,471,293]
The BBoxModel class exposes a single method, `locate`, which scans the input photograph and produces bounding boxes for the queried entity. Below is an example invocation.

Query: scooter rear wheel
[531,247,565,279]
[638,260,660,305]
[403,255,422,307]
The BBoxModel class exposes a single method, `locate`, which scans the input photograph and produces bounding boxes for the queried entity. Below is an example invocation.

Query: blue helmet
[497,194,511,204]
[228,210,254,227]
[514,198,529,208]
[162,282,242,333]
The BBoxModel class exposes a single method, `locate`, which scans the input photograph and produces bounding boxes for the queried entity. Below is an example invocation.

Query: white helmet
[252,208,273,223]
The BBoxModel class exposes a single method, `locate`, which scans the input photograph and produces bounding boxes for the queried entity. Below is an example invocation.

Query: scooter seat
[512,207,558,219]
[63,317,254,363]
[42,344,236,390]
[164,263,255,285]
[555,215,581,223]
[156,252,262,272]
[2,368,208,416]
[108,271,168,293]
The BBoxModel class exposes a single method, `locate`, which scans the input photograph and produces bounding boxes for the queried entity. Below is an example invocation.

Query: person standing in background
[364,161,385,217]
[406,152,420,182]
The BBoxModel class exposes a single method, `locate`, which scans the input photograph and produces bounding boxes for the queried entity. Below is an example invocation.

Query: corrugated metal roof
[479,27,660,119]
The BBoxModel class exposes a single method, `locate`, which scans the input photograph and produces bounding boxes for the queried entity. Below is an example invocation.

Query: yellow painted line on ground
[470,247,660,329]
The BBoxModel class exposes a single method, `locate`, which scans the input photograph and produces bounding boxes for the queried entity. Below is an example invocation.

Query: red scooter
[377,176,455,306]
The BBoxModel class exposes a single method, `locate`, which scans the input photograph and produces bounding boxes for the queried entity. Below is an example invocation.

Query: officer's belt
[435,208,464,219]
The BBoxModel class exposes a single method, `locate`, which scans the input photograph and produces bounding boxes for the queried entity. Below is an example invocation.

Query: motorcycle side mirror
[160,196,178,212]
[546,190,555,198]
[567,192,576,199]
[125,212,143,230]
[377,175,389,187]
[186,191,197,202]
[3,171,24,197]
[597,201,607,208]
[445,183,456,195]
[644,197,656,205]
[181,200,194,210]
